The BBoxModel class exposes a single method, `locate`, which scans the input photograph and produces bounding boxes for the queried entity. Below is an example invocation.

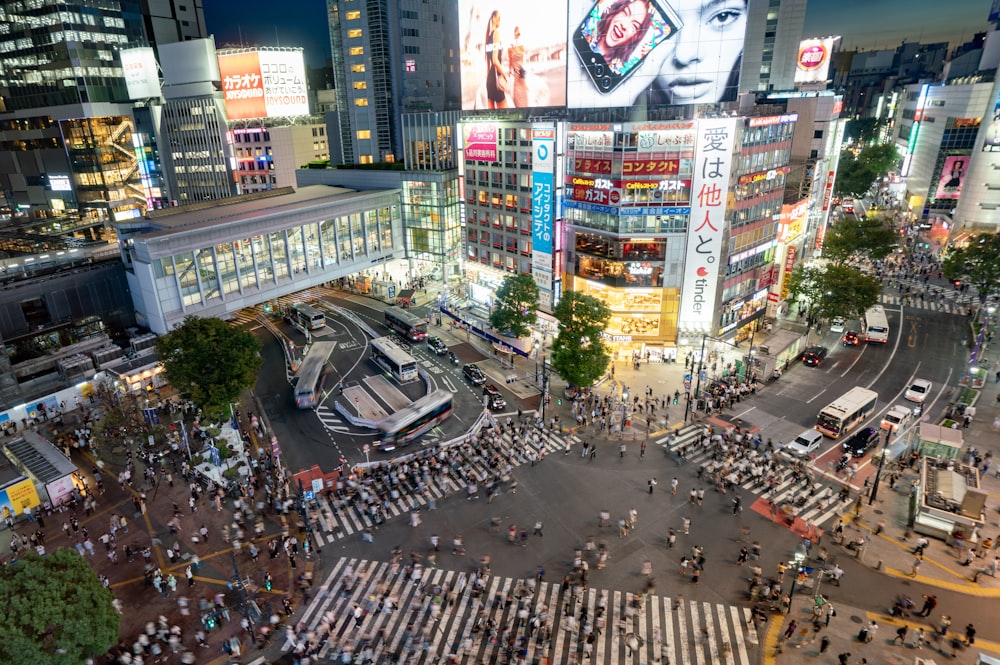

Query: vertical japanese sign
[679,118,736,331]
[531,126,556,293]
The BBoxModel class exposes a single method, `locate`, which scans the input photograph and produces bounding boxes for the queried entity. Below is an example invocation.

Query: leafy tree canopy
[822,216,899,265]
[835,144,899,198]
[844,118,885,145]
[942,234,1000,303]
[0,549,120,665]
[489,274,539,339]
[156,315,262,421]
[787,263,881,321]
[550,290,611,388]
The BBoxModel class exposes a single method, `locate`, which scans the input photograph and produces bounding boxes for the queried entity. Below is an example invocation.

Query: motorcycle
[448,351,459,365]
[835,454,850,472]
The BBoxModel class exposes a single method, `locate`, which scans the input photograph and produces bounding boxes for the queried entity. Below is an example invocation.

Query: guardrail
[333,399,379,429]
[351,409,495,471]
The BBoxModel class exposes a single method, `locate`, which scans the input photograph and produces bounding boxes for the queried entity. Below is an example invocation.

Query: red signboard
[572,158,613,174]
[622,158,681,176]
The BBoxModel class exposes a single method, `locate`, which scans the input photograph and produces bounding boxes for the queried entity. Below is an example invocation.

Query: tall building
[0,0,207,219]
[740,0,808,94]
[325,0,461,165]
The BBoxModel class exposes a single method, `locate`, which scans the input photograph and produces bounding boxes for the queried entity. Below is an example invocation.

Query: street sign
[303,490,315,501]
[684,373,692,382]
[363,444,370,453]
[683,380,691,390]
[311,478,324,493]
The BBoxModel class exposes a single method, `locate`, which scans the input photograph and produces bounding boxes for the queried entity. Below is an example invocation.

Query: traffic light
[673,395,679,405]
[557,398,562,406]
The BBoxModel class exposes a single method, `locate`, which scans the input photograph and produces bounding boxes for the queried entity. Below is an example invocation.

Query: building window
[351,64,366,73]
[357,130,371,139]
[353,81,367,90]
[354,98,369,106]
[360,155,374,164]
[350,46,364,56]
[346,10,361,19]
[348,29,363,38]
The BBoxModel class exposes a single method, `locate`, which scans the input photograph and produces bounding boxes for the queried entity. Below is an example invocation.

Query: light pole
[684,334,708,421]
[868,427,893,505]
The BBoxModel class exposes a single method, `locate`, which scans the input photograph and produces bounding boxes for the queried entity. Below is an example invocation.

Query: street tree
[787,263,881,321]
[0,548,120,665]
[156,315,262,422]
[550,290,611,388]
[489,273,539,339]
[822,216,898,265]
[942,233,1000,304]
[835,144,899,198]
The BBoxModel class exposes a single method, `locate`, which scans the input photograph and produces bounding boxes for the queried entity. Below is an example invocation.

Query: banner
[794,38,835,84]
[531,126,556,289]
[678,118,736,331]
[934,155,968,200]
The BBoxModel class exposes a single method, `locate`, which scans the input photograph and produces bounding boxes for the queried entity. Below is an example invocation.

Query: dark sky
[202,0,992,68]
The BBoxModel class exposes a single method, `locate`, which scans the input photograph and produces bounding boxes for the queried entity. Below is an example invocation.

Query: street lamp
[684,334,708,422]
[784,549,808,614]
[868,426,893,505]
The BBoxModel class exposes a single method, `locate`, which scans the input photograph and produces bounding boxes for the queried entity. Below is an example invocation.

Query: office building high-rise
[741,0,808,94]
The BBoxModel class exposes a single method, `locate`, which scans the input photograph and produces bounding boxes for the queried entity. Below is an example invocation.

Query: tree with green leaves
[822,216,899,265]
[786,263,881,321]
[550,290,611,389]
[156,315,262,422]
[942,234,1000,304]
[835,144,900,198]
[489,274,539,339]
[0,548,120,665]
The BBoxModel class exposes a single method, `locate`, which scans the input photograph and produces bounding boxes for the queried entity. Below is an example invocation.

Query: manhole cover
[873,509,884,515]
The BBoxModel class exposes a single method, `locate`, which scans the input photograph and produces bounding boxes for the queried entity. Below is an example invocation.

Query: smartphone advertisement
[458,0,568,110]
[566,0,748,109]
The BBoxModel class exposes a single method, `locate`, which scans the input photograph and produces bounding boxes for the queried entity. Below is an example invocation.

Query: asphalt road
[253,294,1000,648]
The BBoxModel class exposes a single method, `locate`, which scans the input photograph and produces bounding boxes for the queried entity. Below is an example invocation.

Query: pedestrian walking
[619,443,627,458]
[682,517,691,535]
[667,528,676,549]
[819,635,831,653]
[689,488,697,504]
[533,520,543,536]
[784,620,798,640]
[893,625,908,644]
[671,477,679,495]
[648,477,657,494]
[918,594,937,617]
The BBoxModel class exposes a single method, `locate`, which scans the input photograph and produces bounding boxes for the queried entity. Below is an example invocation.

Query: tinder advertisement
[678,118,736,331]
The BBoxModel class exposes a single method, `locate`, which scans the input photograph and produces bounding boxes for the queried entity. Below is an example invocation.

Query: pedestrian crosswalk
[655,426,849,531]
[295,557,761,665]
[878,292,971,313]
[308,425,580,545]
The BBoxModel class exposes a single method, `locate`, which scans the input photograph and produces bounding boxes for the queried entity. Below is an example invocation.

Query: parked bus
[863,305,889,343]
[293,303,326,331]
[376,390,453,450]
[384,306,427,342]
[293,341,337,409]
[816,386,879,438]
[370,336,418,383]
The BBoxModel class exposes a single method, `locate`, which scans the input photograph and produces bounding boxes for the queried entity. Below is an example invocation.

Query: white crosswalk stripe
[308,426,580,545]
[294,557,762,665]
[655,426,852,529]
[878,293,969,312]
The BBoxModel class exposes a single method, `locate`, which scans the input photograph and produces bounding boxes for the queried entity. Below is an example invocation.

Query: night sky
[201,0,993,68]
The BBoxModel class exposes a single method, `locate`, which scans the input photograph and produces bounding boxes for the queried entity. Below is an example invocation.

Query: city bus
[369,336,419,383]
[376,390,453,450]
[293,303,326,331]
[384,306,427,342]
[293,341,337,409]
[816,386,879,438]
[863,305,889,343]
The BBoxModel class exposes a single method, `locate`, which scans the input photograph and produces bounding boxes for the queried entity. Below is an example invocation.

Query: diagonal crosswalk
[294,557,762,665]
[878,292,970,313]
[309,425,581,545]
[655,425,851,530]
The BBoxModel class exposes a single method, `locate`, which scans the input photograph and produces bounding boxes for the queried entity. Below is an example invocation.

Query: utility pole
[868,427,893,505]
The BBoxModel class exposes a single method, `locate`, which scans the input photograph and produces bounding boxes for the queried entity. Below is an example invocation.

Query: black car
[426,336,448,355]
[483,384,507,410]
[463,363,486,386]
[842,330,861,346]
[842,426,880,457]
[801,346,829,367]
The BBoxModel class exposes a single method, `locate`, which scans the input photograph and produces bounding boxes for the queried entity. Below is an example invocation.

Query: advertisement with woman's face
[567,0,746,108]
[458,0,569,109]
[935,155,968,200]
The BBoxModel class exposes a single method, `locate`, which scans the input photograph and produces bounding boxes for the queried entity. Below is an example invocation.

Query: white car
[829,317,846,333]
[881,405,912,432]
[904,379,932,404]
[785,429,824,458]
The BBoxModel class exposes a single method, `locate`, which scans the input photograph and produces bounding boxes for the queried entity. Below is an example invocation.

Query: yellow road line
[762,612,786,665]
[866,610,1000,655]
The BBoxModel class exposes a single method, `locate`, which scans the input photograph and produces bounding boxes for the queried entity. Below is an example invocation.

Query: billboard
[0,478,41,521]
[794,38,834,84]
[983,81,1000,152]
[530,126,556,292]
[935,155,969,200]
[566,0,746,108]
[463,124,499,162]
[120,47,161,99]
[678,118,736,332]
[218,49,309,120]
[458,0,568,109]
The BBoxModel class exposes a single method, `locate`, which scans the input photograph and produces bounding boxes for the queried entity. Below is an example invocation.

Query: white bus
[816,386,879,438]
[293,341,337,409]
[293,303,326,331]
[863,305,889,343]
[370,337,418,383]
[376,390,454,451]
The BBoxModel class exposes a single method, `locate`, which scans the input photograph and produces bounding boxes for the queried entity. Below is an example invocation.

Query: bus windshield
[816,386,878,438]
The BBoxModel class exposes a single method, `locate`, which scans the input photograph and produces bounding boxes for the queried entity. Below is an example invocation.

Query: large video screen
[458,0,568,110]
[566,0,747,109]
